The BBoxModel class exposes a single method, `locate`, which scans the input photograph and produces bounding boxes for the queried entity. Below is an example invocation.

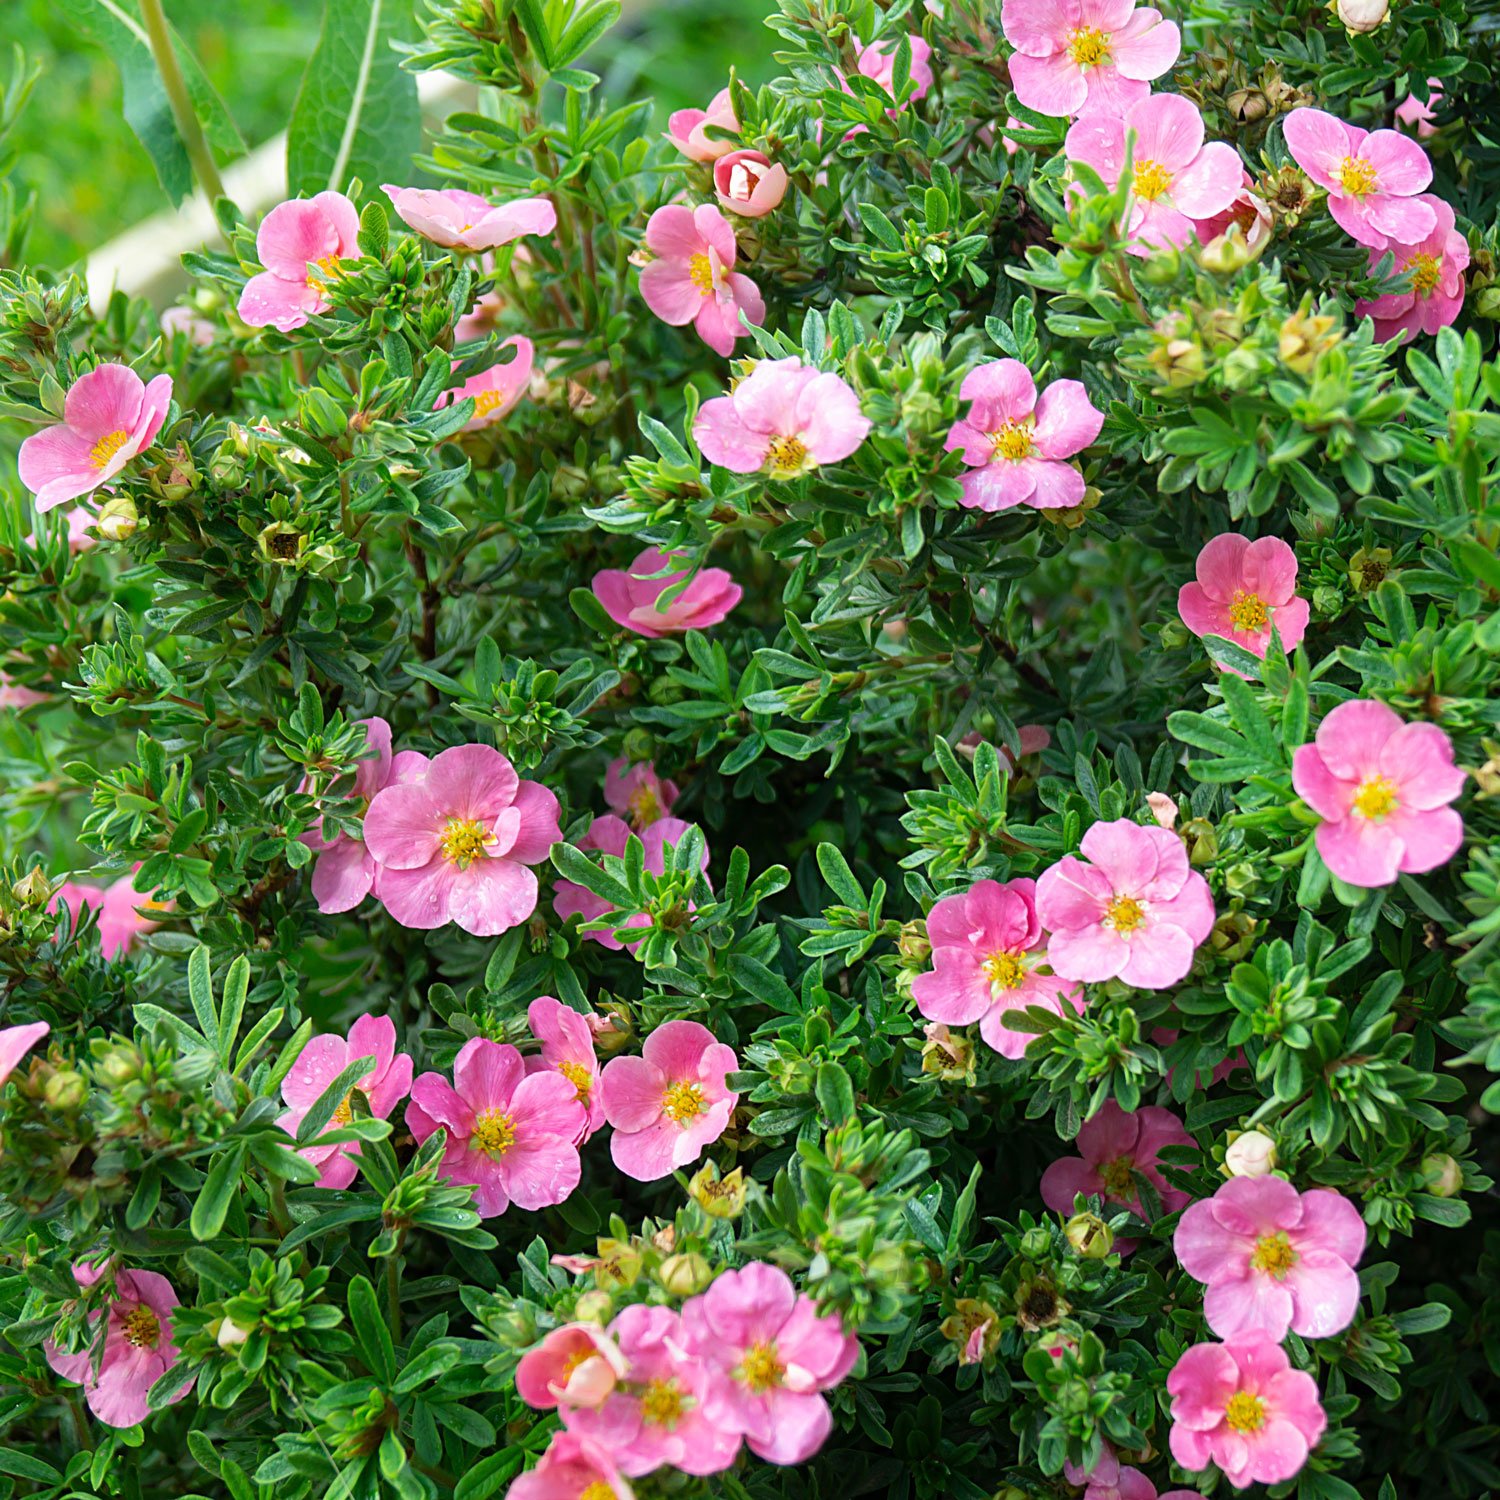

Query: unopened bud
[216,1316,253,1349]
[43,1069,86,1111]
[898,919,931,965]
[1335,0,1388,32]
[12,868,51,907]
[657,1253,713,1298]
[1064,1212,1114,1259]
[1224,1129,1278,1178]
[574,1289,614,1325]
[1421,1153,1462,1198]
[96,495,139,542]
[1180,818,1219,866]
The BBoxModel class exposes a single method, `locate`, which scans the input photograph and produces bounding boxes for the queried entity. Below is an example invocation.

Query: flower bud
[1145,792,1178,829]
[713,150,789,219]
[1335,0,1388,32]
[1209,909,1258,961]
[1420,1153,1463,1198]
[96,495,139,543]
[939,1299,1000,1366]
[1179,817,1219,866]
[1226,87,1269,124]
[1224,1129,1278,1178]
[1018,1226,1053,1261]
[43,1069,87,1111]
[257,522,306,567]
[1278,303,1341,374]
[657,1252,713,1298]
[1064,1212,1113,1259]
[11,868,51,907]
[216,1315,253,1349]
[574,1289,614,1325]
[688,1161,748,1219]
[897,919,931,965]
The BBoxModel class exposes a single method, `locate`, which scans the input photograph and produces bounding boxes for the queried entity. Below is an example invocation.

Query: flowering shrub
[2,0,1500,1497]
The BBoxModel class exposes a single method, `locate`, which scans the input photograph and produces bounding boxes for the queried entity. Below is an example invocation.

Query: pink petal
[640,260,704,326]
[506,780,563,864]
[1359,129,1433,195]
[1008,51,1088,118]
[1282,108,1350,190]
[1130,93,1204,172]
[1110,8,1180,80]
[1117,919,1198,988]
[363,782,443,869]
[1170,141,1245,218]
[1032,380,1103,458]
[1001,0,1082,55]
[695,395,770,471]
[446,858,538,936]
[609,1117,684,1181]
[311,837,375,913]
[377,859,458,929]
[958,359,1037,420]
[1381,722,1466,809]
[17,425,107,510]
[467,197,558,250]
[1390,805,1464,875]
[599,1054,666,1131]
[958,462,1038,511]
[1040,1155,1104,1214]
[1313,698,1402,782]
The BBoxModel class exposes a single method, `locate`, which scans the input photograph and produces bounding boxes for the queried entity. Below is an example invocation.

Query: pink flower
[1002,724,1053,767]
[591,547,742,638]
[681,1262,859,1464]
[1040,1100,1192,1251]
[381,185,556,252]
[944,359,1103,511]
[436,336,535,431]
[508,1431,635,1500]
[516,1323,628,1410]
[561,1305,743,1476]
[911,879,1085,1059]
[406,1036,585,1218]
[0,1021,48,1084]
[694,358,871,477]
[238,191,360,331]
[1176,534,1310,667]
[275,1015,413,1189]
[1066,94,1245,255]
[160,304,216,346]
[1291,699,1465,887]
[1395,78,1442,139]
[667,87,739,161]
[363,744,562,936]
[1356,194,1469,342]
[1167,1337,1327,1487]
[98,869,171,958]
[638,204,765,357]
[1035,819,1216,989]
[604,757,680,830]
[598,1020,738,1182]
[1064,1448,1160,1500]
[713,150,789,218]
[1175,1177,1366,1341]
[0,672,47,709]
[1282,107,1435,250]
[853,35,935,109]
[48,879,104,932]
[18,364,173,513]
[1001,0,1180,119]
[45,1264,192,1428]
[524,997,605,1141]
[1189,170,1272,253]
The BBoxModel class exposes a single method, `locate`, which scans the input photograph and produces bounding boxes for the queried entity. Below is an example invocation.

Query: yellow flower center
[440,817,492,868]
[1353,775,1399,820]
[1067,26,1109,65]
[121,1305,160,1349]
[1227,590,1269,632]
[471,1108,516,1155]
[740,1340,784,1393]
[471,388,509,418]
[662,1080,706,1124]
[1407,251,1441,296]
[309,254,344,282]
[331,1091,354,1126]
[1338,155,1378,196]
[990,422,1034,461]
[639,1376,686,1426]
[1099,1155,1136,1196]
[90,429,132,470]
[1251,1230,1298,1278]
[627,782,663,827]
[580,1485,616,1500]
[982,951,1026,990]
[1106,895,1145,932]
[1133,159,1173,201]
[559,1059,593,1102]
[1224,1390,1266,1434]
[688,252,715,294]
[766,434,811,476]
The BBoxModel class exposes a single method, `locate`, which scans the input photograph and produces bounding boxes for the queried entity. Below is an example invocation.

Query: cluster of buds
[1279,298,1344,374]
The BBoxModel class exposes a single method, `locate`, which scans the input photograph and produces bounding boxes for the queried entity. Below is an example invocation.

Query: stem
[63,1391,90,1450]
[385,1246,404,1345]
[138,0,227,206]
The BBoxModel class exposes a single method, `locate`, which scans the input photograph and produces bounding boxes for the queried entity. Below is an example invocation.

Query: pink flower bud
[1224,1129,1277,1178]
[713,150,789,218]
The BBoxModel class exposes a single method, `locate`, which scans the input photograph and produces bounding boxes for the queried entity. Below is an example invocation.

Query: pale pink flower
[275,1015,413,1189]
[604,757,680,830]
[1035,819,1216,989]
[1145,792,1178,828]
[598,1020,738,1182]
[363,744,562,936]
[638,204,765,357]
[45,1264,192,1428]
[1176,1177,1365,1341]
[1395,78,1442,139]
[0,1021,49,1084]
[1167,1337,1327,1487]
[1356,194,1469,343]
[713,150,789,218]
[524,997,605,1141]
[911,879,1085,1059]
[681,1262,859,1465]
[98,869,171,958]
[667,87,739,161]
[561,1304,743,1476]
[944,359,1103,511]
[1282,107,1435,250]
[48,880,104,934]
[381,185,556,252]
[592,547,742,638]
[1291,699,1465,887]
[508,1431,635,1500]
[160,304,216,346]
[1041,1100,1192,1251]
[436,336,535,431]
[853,35,935,108]
[1066,94,1245,255]
[238,191,360,331]
[516,1323,628,1411]
[1064,1447,1160,1500]
[1189,170,1273,253]
[18,363,173,512]
[1177,534,1310,667]
[1001,0,1180,119]
[694,358,871,477]
[406,1036,585,1218]
[0,672,47,709]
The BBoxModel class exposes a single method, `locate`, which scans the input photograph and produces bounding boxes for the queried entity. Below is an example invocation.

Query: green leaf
[348,1274,397,1384]
[814,1061,856,1124]
[190,1142,246,1241]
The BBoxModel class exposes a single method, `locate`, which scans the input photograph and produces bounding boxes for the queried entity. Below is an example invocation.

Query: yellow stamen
[90,429,131,470]
[472,388,510,418]
[1067,26,1109,66]
[662,1080,705,1124]
[440,817,492,868]
[580,1485,616,1500]
[739,1340,784,1393]
[982,951,1027,990]
[472,1108,516,1155]
[1099,1155,1136,1196]
[1227,590,1269,632]
[1224,1390,1266,1433]
[627,782,663,827]
[1338,156,1378,196]
[309,254,344,282]
[1132,160,1173,201]
[1106,895,1145,933]
[559,1059,593,1103]
[1353,775,1399,820]
[121,1305,160,1349]
[1251,1231,1298,1278]
[639,1377,686,1426]
[990,422,1034,461]
[766,434,811,476]
[332,1091,354,1126]
[688,252,715,294]
[1406,251,1441,296]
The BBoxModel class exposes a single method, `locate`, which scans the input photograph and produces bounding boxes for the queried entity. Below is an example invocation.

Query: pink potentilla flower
[598,1020,738,1181]
[911,878,1085,1060]
[1001,0,1180,119]
[508,1431,635,1500]
[1189,170,1272,253]
[694,357,871,478]
[592,547,742,638]
[945,358,1103,512]
[638,204,765,357]
[381,185,556,252]
[516,1322,628,1411]
[363,744,562,936]
[60,506,98,552]
[1065,94,1245,256]
[667,87,739,161]
[0,1021,49,1084]
[275,1015,413,1189]
[406,1036,585,1218]
[1395,78,1442,139]
[98,869,171,959]
[562,1305,743,1477]
[604,757,680,831]
[1035,819,1216,989]
[437,336,535,431]
[1291,699,1465,888]
[854,34,935,107]
[1167,1337,1327,1487]
[1282,107,1435,251]
[0,672,47,709]
[237,191,360,331]
[48,880,105,937]
[524,997,605,1142]
[1176,533,1310,668]
[18,363,173,513]
[681,1261,859,1465]
[1356,194,1469,343]
[45,1265,192,1428]
[1175,1176,1366,1342]
[160,304,216,346]
[1064,1448,1160,1500]
[713,150,789,218]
